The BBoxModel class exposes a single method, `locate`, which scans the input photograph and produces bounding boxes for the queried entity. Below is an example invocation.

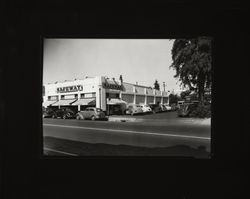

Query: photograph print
[42,38,212,158]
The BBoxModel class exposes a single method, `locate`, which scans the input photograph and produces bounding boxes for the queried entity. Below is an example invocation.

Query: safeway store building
[43,76,169,115]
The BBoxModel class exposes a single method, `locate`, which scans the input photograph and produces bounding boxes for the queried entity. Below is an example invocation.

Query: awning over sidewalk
[51,99,77,106]
[71,98,96,106]
[42,100,58,107]
[107,98,128,105]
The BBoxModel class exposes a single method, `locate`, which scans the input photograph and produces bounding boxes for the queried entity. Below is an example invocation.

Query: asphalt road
[43,112,210,157]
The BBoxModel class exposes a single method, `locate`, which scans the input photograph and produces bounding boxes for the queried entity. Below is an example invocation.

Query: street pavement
[43,111,211,157]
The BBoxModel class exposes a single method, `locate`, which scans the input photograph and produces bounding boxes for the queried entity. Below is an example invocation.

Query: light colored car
[125,104,143,115]
[139,104,152,113]
[76,107,106,120]
[163,104,172,111]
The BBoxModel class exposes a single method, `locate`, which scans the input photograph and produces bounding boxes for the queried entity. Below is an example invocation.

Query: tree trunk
[198,73,205,105]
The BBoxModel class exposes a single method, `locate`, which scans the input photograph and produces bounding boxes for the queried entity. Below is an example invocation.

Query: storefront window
[48,96,58,101]
[106,93,119,98]
[136,95,145,104]
[85,93,96,98]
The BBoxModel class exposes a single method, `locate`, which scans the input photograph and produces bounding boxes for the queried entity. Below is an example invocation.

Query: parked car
[148,103,162,113]
[54,108,76,119]
[42,108,56,118]
[139,104,152,113]
[177,103,198,117]
[177,100,185,110]
[159,104,167,112]
[170,104,178,111]
[76,107,106,120]
[163,104,172,111]
[125,104,143,115]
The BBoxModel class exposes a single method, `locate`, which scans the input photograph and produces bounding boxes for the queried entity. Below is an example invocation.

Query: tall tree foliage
[169,94,180,104]
[154,80,160,90]
[170,37,212,104]
[119,75,123,83]
[180,90,191,100]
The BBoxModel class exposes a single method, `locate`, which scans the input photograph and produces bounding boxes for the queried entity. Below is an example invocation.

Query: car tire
[91,116,95,121]
[63,115,66,119]
[52,115,56,119]
[76,115,81,120]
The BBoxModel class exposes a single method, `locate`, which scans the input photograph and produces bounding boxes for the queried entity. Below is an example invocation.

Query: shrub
[189,103,211,118]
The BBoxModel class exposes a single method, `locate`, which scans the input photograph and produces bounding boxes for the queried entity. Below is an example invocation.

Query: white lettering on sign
[56,85,83,93]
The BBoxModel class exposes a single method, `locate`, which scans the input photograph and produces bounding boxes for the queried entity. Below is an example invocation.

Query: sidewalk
[108,115,211,125]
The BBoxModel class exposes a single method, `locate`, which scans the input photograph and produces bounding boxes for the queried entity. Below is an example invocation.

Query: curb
[108,117,139,122]
[108,116,211,124]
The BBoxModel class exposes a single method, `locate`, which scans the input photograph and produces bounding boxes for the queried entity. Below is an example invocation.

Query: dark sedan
[54,108,76,119]
[148,104,162,113]
[43,108,57,118]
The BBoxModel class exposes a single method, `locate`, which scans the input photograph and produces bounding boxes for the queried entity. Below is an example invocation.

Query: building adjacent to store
[43,76,170,115]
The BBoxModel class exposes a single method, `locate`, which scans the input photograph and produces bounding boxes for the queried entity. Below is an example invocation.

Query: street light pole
[163,82,166,92]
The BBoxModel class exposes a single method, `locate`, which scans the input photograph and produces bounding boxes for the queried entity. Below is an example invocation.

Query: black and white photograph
[42,38,212,158]
[4,2,250,199]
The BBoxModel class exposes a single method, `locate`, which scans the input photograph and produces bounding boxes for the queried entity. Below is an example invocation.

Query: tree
[170,37,212,104]
[180,90,191,100]
[119,75,123,83]
[169,94,180,104]
[154,80,160,90]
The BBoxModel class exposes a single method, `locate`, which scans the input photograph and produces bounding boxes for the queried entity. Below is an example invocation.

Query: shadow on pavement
[43,136,210,158]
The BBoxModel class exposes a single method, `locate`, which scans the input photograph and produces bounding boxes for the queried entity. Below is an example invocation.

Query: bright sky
[43,39,183,92]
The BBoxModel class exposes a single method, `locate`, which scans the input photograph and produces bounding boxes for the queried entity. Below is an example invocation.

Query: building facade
[43,76,170,115]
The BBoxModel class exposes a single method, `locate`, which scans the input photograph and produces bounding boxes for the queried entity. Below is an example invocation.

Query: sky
[43,39,183,92]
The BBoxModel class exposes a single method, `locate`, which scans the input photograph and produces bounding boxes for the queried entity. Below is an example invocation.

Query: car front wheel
[91,116,96,121]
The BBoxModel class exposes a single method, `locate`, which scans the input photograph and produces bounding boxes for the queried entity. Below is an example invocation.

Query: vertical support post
[133,86,136,104]
[153,90,156,104]
[161,91,164,104]
[78,93,80,111]
[58,94,60,109]
[99,88,101,109]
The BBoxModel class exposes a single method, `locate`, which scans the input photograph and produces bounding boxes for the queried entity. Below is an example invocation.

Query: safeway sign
[56,85,83,93]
